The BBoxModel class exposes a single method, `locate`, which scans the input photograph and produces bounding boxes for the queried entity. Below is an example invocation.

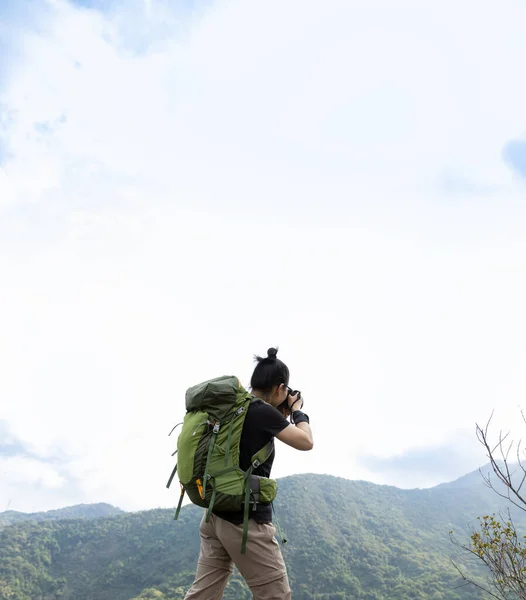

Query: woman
[184,347,314,600]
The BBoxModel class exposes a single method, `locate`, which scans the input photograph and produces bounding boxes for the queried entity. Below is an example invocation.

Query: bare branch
[449,558,504,600]
[516,441,526,493]
[455,411,526,599]
[475,416,526,512]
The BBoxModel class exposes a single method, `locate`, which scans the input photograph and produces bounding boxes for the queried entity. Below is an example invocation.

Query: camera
[277,386,303,418]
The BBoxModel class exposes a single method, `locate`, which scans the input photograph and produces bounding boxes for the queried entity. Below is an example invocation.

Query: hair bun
[267,347,278,360]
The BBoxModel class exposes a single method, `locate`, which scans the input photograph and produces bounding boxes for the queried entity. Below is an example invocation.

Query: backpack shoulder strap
[240,441,275,553]
[245,397,276,468]
[250,442,274,470]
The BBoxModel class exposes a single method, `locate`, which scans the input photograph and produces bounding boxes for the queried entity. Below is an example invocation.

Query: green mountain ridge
[0,470,520,600]
[0,503,124,528]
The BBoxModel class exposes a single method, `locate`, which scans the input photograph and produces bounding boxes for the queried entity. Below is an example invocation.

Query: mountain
[0,470,520,600]
[434,460,509,490]
[0,503,124,527]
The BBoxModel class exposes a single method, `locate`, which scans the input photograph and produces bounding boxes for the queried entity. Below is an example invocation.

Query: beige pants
[184,513,291,600]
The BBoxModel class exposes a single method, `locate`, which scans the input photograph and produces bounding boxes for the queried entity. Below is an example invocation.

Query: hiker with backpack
[168,348,313,599]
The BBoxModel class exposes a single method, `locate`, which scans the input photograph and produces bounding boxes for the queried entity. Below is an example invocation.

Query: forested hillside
[0,472,514,600]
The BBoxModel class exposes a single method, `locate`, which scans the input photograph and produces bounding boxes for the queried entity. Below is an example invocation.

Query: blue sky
[2,0,526,513]
[503,139,526,180]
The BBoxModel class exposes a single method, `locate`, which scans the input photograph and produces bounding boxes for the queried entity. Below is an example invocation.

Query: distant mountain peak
[0,502,124,527]
[433,461,517,490]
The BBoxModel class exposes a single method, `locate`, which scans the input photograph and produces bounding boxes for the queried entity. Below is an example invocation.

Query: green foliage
[463,513,526,598]
[0,473,518,600]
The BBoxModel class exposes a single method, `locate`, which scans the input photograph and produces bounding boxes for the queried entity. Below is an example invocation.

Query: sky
[2,0,526,513]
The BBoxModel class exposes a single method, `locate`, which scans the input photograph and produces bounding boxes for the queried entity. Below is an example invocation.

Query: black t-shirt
[213,398,290,524]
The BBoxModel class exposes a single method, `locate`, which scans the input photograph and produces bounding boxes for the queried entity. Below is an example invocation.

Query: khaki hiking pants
[184,513,291,600]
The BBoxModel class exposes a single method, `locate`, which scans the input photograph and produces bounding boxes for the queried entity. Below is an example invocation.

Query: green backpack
[166,375,281,553]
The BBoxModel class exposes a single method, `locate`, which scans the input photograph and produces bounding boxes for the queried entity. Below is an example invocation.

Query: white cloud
[1,456,65,490]
[1,0,526,511]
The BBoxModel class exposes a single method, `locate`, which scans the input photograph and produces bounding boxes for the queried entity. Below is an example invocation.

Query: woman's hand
[287,391,303,412]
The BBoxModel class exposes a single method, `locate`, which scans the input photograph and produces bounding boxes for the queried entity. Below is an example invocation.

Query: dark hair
[250,347,290,393]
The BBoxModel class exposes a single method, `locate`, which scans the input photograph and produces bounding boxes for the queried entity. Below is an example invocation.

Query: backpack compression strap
[201,421,220,500]
[174,484,185,520]
[166,462,178,489]
[166,422,183,489]
[241,441,274,554]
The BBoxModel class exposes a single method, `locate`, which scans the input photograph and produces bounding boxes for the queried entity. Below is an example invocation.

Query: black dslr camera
[278,386,303,420]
